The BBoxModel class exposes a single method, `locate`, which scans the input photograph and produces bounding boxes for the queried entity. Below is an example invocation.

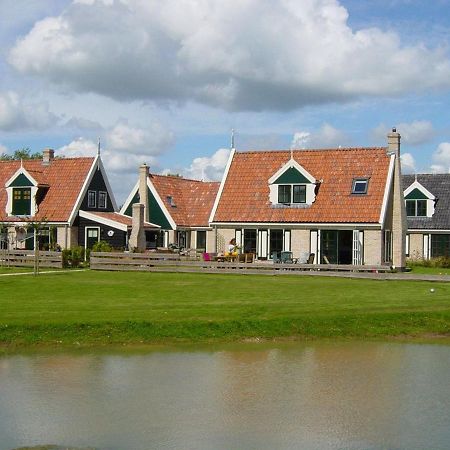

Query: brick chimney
[139,163,149,222]
[388,128,407,270]
[128,203,146,251]
[42,148,55,165]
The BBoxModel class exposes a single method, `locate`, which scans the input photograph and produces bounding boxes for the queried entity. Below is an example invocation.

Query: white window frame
[98,191,108,209]
[88,190,97,208]
[352,178,369,195]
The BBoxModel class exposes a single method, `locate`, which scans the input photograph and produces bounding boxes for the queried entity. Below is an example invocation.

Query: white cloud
[57,120,175,201]
[107,122,173,155]
[372,121,435,146]
[9,0,450,111]
[58,137,98,158]
[396,121,435,145]
[0,91,58,131]
[0,143,9,154]
[431,142,450,173]
[291,124,349,149]
[176,148,230,181]
[400,152,416,173]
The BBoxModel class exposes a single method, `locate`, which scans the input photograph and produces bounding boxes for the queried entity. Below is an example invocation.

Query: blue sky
[1,0,450,202]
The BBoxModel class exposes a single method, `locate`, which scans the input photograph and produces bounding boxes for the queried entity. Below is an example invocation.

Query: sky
[1,0,450,204]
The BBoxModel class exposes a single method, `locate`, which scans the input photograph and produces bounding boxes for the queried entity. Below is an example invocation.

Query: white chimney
[139,163,149,222]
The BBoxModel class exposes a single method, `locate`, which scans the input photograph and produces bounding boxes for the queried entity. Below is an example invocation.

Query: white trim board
[379,154,395,226]
[209,149,235,223]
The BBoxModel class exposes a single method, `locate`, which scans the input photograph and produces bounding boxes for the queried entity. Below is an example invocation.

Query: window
[431,235,450,258]
[293,185,306,203]
[406,199,427,217]
[270,229,284,259]
[12,188,31,215]
[278,185,306,204]
[98,191,107,209]
[278,185,291,204]
[166,195,176,207]
[243,229,257,253]
[88,190,96,208]
[352,179,369,194]
[196,230,206,251]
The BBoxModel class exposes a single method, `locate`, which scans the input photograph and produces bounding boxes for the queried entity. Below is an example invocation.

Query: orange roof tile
[213,148,391,224]
[1,158,95,223]
[150,175,220,227]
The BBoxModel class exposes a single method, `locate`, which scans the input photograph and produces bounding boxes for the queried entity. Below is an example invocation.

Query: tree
[0,148,43,161]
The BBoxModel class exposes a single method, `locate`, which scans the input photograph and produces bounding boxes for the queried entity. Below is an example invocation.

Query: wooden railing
[0,249,63,268]
[90,252,392,274]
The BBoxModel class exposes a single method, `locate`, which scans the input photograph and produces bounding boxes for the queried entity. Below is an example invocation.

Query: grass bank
[1,271,449,349]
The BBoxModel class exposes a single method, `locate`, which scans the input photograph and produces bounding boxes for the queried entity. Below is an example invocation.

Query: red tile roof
[212,148,391,224]
[150,175,220,227]
[1,158,95,223]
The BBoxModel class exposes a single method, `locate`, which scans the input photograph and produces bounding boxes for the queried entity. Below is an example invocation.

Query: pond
[1,341,450,450]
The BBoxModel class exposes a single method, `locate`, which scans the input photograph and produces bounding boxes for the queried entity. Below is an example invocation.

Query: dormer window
[406,199,427,217]
[268,158,317,207]
[352,178,369,195]
[404,182,435,218]
[278,185,306,204]
[12,188,31,215]
[5,167,39,217]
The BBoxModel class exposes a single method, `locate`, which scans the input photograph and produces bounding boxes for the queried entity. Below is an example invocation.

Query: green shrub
[407,256,450,269]
[91,240,113,253]
[62,246,86,268]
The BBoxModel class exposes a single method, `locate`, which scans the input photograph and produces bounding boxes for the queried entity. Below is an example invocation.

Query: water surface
[1,341,450,450]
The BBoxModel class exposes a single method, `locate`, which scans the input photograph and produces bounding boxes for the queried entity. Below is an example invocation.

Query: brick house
[209,129,407,268]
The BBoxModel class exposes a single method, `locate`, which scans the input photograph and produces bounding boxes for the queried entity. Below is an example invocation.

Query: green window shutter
[12,188,32,215]
[274,167,310,184]
[405,188,428,200]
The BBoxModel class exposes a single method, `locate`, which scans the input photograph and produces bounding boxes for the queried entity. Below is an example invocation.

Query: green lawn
[0,266,33,274]
[408,266,450,275]
[1,271,449,347]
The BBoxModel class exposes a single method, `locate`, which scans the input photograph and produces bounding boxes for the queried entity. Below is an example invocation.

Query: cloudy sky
[1,0,450,202]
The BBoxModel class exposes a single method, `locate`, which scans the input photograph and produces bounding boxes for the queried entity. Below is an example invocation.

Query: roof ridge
[236,147,387,154]
[151,173,221,183]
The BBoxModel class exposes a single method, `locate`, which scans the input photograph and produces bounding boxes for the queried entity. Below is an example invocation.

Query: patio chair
[280,251,294,264]
[272,251,281,263]
[306,253,315,264]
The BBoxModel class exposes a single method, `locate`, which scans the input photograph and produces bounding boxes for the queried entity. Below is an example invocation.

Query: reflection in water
[1,342,450,450]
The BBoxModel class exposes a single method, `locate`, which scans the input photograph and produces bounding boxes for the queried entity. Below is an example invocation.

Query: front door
[86,227,100,249]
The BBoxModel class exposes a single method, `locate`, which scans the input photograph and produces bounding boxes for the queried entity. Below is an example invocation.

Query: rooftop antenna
[290,147,294,162]
[231,128,235,150]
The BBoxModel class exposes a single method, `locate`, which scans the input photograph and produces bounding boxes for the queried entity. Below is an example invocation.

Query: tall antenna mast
[231,128,235,150]
[97,137,101,156]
